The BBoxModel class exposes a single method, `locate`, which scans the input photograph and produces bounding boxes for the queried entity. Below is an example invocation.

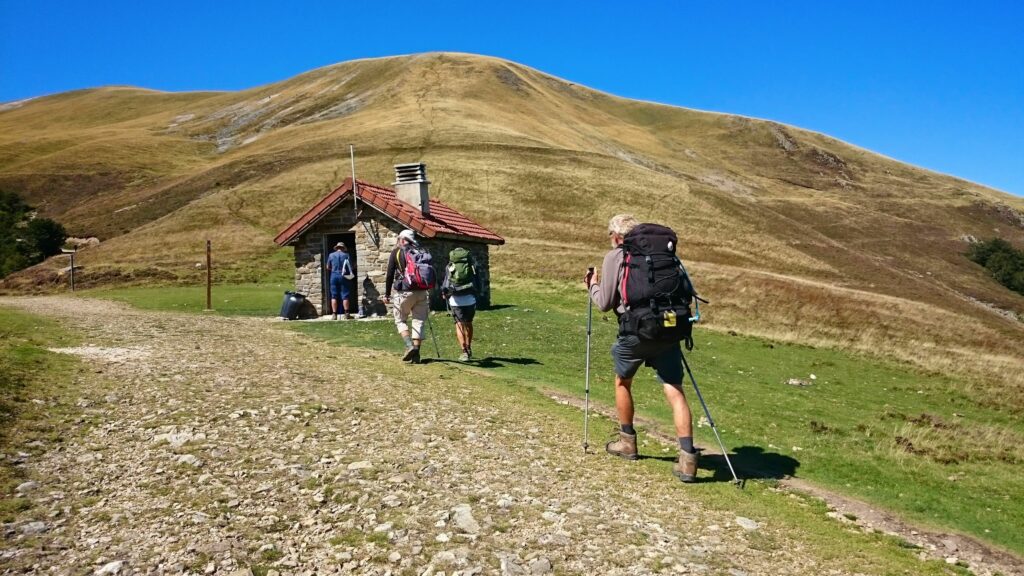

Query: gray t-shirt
[588,248,625,314]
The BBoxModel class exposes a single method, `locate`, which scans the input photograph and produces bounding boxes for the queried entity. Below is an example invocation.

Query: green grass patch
[0,306,82,520]
[84,282,289,316]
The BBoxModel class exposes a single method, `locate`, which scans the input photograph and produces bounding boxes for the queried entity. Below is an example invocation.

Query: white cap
[398,229,416,242]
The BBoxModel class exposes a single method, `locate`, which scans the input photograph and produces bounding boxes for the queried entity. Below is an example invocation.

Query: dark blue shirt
[327,251,351,278]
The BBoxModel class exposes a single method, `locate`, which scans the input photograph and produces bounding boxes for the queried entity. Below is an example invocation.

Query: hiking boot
[466,347,472,360]
[673,450,699,483]
[605,431,639,460]
[408,347,421,364]
[401,346,417,362]
[343,314,353,320]
[458,351,470,362]
[331,314,338,320]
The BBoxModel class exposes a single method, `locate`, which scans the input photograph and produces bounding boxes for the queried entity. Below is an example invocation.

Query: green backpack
[448,248,476,294]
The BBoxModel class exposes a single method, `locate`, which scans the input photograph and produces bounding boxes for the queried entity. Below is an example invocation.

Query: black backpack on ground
[618,223,700,348]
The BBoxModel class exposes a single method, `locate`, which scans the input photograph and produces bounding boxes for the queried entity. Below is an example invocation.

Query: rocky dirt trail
[0,297,933,575]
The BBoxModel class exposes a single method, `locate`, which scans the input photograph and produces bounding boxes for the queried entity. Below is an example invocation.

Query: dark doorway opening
[321,233,357,316]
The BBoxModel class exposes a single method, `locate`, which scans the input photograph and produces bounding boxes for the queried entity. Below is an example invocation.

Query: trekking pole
[583,267,594,454]
[680,351,742,487]
[425,309,441,359]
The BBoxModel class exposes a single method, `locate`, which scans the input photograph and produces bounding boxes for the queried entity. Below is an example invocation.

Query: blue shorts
[330,275,351,300]
[611,336,683,385]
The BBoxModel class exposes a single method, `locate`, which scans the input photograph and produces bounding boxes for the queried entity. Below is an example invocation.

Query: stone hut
[274,163,505,316]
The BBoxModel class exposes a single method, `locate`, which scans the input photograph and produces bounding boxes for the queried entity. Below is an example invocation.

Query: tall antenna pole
[350,145,358,212]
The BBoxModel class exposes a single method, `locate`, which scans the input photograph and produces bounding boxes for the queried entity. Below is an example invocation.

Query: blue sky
[1,1,1022,195]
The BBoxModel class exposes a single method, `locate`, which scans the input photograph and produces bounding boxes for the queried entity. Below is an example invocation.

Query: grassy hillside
[1,52,1023,404]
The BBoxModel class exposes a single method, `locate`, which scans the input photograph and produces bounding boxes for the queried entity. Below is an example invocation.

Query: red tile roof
[274,178,505,246]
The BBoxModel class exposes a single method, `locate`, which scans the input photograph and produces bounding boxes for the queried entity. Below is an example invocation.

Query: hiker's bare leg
[342,298,350,313]
[615,376,635,426]
[464,322,473,348]
[455,322,466,349]
[331,298,339,314]
[663,383,693,438]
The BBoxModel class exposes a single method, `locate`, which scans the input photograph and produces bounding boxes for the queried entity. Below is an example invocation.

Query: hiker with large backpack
[441,247,480,362]
[585,214,700,482]
[384,229,436,364]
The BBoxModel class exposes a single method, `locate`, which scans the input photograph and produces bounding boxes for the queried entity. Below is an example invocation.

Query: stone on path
[94,561,124,575]
[452,503,481,534]
[735,517,759,531]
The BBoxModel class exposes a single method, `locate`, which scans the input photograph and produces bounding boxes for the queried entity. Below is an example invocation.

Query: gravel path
[2,297,848,575]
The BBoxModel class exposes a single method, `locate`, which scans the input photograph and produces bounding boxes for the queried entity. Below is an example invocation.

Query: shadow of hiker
[698,445,800,483]
[473,356,543,369]
[484,304,516,311]
[417,357,543,368]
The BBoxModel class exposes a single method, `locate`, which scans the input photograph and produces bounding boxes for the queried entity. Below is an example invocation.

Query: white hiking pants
[392,290,428,340]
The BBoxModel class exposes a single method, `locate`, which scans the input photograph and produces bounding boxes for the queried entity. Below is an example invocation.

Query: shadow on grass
[420,356,542,368]
[698,445,800,483]
[484,304,517,311]
[633,446,800,485]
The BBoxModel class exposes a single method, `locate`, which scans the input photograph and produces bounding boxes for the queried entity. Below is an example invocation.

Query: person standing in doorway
[441,247,479,362]
[326,242,353,320]
[384,229,435,364]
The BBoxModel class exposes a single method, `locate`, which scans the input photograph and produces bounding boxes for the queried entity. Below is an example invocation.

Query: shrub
[966,238,1024,296]
[0,190,68,278]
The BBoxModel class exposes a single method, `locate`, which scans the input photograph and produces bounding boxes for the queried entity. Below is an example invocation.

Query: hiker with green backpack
[441,247,480,362]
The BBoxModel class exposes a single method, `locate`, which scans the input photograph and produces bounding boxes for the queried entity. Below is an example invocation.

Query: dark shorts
[329,275,351,300]
[611,335,683,385]
[452,304,476,323]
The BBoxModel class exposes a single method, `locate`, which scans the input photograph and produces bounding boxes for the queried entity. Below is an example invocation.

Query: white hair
[608,214,639,236]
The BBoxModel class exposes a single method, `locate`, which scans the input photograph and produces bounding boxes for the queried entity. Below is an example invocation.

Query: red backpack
[396,246,436,291]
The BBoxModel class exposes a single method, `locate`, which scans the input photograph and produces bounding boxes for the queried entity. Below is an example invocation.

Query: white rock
[435,533,450,543]
[500,556,525,575]
[389,552,402,563]
[528,557,552,574]
[21,521,46,535]
[945,557,959,565]
[16,481,40,493]
[177,454,203,467]
[452,504,481,534]
[735,517,759,531]
[347,461,372,470]
[94,561,124,575]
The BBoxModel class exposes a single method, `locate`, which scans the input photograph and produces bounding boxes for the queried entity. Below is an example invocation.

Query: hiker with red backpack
[585,214,700,482]
[384,229,436,364]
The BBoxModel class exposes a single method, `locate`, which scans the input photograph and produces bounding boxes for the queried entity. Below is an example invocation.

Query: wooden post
[205,240,212,311]
[69,251,75,292]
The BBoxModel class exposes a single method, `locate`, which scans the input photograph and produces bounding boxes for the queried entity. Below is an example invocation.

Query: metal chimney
[393,163,430,216]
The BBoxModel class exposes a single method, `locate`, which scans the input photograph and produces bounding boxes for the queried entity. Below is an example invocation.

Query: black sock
[621,423,636,435]
[679,437,694,454]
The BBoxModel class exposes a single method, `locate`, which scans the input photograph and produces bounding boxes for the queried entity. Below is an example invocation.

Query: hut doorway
[321,232,357,316]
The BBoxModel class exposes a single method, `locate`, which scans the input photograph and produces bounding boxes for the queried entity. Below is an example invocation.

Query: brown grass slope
[2,52,1023,402]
